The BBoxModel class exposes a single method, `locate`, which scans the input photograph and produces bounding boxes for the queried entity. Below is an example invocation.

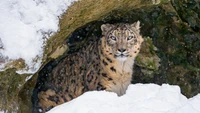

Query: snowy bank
[0,0,78,74]
[47,84,200,113]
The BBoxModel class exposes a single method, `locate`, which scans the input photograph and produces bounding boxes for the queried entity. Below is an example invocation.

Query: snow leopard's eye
[110,36,117,41]
[127,36,134,41]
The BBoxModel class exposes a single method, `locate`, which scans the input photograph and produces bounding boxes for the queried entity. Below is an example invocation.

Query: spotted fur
[32,21,143,113]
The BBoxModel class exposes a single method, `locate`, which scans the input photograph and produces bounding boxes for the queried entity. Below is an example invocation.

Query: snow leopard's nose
[118,48,126,53]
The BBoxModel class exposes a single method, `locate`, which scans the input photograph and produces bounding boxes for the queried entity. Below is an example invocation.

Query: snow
[47,84,200,113]
[0,0,78,74]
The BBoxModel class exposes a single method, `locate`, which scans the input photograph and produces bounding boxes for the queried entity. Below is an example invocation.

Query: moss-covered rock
[136,37,160,76]
[0,68,30,113]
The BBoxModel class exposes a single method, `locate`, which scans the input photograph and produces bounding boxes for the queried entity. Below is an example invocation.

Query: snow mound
[47,84,200,113]
[0,0,78,74]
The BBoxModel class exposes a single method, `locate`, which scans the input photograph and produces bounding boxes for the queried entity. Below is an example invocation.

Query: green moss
[136,37,160,71]
[0,68,30,113]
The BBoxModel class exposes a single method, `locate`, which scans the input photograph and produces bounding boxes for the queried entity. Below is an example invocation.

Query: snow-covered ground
[0,0,78,74]
[47,84,200,113]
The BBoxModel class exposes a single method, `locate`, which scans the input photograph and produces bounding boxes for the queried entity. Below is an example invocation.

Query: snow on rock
[0,38,3,49]
[0,0,78,74]
[47,84,200,113]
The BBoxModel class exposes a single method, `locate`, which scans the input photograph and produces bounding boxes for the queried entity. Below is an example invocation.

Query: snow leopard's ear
[131,21,140,32]
[101,24,113,35]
